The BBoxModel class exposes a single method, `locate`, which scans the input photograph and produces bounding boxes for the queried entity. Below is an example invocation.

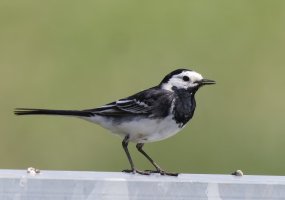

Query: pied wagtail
[15,69,215,176]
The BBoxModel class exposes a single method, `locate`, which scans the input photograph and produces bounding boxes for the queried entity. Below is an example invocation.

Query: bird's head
[160,69,215,92]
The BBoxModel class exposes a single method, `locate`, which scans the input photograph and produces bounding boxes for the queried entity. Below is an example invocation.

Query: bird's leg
[136,143,161,171]
[122,136,150,175]
[136,143,179,176]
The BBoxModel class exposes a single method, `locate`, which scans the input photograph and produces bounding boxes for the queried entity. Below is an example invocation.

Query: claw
[122,169,151,175]
[144,169,179,176]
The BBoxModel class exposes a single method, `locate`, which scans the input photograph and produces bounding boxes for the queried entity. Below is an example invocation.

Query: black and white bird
[15,69,215,176]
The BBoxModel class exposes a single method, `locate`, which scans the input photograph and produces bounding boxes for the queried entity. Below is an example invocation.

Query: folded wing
[85,87,173,117]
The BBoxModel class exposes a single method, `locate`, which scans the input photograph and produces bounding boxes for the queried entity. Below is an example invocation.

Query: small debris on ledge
[27,167,40,176]
[231,169,244,176]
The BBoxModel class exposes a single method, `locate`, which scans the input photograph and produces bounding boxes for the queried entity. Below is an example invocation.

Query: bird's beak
[199,79,216,85]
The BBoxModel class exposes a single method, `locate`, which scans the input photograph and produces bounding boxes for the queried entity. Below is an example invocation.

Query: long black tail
[14,108,93,117]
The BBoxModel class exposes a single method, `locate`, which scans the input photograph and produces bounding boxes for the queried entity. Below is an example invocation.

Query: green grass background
[1,0,285,175]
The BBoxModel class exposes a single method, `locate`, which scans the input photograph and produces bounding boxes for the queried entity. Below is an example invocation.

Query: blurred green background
[1,0,285,175]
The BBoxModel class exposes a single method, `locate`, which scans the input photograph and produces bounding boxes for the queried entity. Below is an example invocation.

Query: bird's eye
[182,76,190,82]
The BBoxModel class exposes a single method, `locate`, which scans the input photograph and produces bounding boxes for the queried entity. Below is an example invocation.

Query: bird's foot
[144,169,179,176]
[122,169,150,175]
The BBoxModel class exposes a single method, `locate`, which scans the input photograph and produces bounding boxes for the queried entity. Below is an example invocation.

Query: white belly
[84,115,182,143]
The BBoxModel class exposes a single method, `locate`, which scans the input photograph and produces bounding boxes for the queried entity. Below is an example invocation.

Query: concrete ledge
[0,169,285,199]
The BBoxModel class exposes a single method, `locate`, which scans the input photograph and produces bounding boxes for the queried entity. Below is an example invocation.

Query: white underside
[82,115,183,143]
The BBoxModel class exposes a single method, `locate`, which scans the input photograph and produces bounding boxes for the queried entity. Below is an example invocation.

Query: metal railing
[0,169,284,199]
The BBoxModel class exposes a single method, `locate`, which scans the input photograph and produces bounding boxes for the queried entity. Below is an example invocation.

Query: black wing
[85,87,174,117]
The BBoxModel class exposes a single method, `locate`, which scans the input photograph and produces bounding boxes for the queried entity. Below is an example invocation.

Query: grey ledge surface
[0,169,285,200]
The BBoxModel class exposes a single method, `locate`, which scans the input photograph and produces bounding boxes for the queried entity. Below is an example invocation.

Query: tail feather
[14,108,93,117]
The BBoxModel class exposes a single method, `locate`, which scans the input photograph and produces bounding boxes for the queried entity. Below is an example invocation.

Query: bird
[15,68,215,176]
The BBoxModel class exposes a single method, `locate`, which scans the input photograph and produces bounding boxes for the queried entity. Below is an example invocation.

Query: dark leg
[136,143,179,176]
[122,136,150,175]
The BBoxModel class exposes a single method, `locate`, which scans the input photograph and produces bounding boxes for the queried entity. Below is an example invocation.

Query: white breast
[85,115,183,143]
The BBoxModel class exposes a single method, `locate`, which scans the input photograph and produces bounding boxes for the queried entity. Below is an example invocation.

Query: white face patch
[161,70,203,91]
